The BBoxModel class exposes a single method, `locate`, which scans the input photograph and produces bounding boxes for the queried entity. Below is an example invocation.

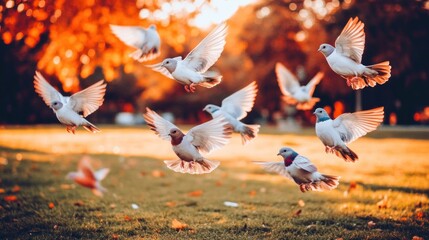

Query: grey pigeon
[143,108,232,174]
[313,107,384,162]
[110,24,161,62]
[318,17,391,90]
[275,62,323,110]
[147,23,228,92]
[34,71,106,134]
[203,81,260,144]
[254,147,340,192]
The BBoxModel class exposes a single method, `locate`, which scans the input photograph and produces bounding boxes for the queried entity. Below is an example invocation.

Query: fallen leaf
[124,215,132,221]
[412,236,424,240]
[110,203,116,209]
[399,217,408,222]
[73,200,84,206]
[259,187,266,193]
[48,202,55,209]
[0,157,7,165]
[249,190,257,197]
[151,170,165,178]
[53,224,58,230]
[293,209,302,217]
[171,219,188,231]
[298,199,305,207]
[11,185,21,193]
[215,181,223,187]
[415,208,424,220]
[367,221,376,228]
[0,188,5,194]
[4,195,17,202]
[348,181,357,191]
[166,201,176,207]
[112,234,119,239]
[140,171,147,176]
[60,184,74,190]
[377,195,388,209]
[335,238,344,240]
[188,190,203,197]
[48,187,56,192]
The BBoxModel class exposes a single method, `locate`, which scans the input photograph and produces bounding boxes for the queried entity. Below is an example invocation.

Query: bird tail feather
[240,124,260,145]
[200,71,222,88]
[331,146,358,162]
[299,175,340,192]
[365,61,391,86]
[82,120,100,133]
[296,97,320,110]
[164,159,220,174]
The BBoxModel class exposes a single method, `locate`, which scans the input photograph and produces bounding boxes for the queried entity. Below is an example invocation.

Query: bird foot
[71,126,76,134]
[325,146,335,154]
[184,84,196,93]
[66,126,76,134]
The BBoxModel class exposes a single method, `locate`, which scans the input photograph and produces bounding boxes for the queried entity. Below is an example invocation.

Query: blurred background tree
[1,0,428,125]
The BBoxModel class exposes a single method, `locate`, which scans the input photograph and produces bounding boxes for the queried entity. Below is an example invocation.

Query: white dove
[203,81,260,144]
[147,23,228,93]
[33,71,106,134]
[110,24,161,62]
[313,107,384,162]
[143,108,232,174]
[67,156,110,197]
[254,147,340,192]
[318,17,391,90]
[275,62,324,110]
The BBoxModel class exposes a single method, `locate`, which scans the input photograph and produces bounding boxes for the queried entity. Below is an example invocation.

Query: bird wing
[253,161,293,180]
[335,17,365,63]
[304,72,324,96]
[33,71,64,106]
[68,80,106,117]
[275,62,300,96]
[183,23,228,73]
[220,81,258,120]
[293,155,318,173]
[94,168,110,181]
[110,25,147,49]
[332,107,384,144]
[143,107,179,141]
[186,116,232,154]
[78,157,96,181]
[145,61,176,79]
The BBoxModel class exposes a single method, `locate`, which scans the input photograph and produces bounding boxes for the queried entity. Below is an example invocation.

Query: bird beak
[312,111,316,115]
[202,107,207,112]
[277,153,280,156]
[317,47,321,52]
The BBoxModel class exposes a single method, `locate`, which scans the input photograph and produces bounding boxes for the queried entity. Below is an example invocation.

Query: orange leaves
[248,190,257,197]
[298,199,305,207]
[188,190,203,197]
[293,209,302,217]
[151,170,165,178]
[48,202,55,209]
[367,221,376,228]
[0,188,5,194]
[377,195,389,209]
[171,219,188,231]
[124,215,132,221]
[166,201,177,207]
[4,195,18,202]
[11,185,21,193]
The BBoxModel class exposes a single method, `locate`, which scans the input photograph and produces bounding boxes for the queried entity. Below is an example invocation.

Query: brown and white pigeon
[143,108,232,174]
[254,147,340,192]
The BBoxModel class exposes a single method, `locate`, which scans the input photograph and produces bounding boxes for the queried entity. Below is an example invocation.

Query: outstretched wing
[275,62,300,96]
[143,107,179,141]
[293,155,318,173]
[221,81,258,120]
[68,80,106,117]
[253,161,293,180]
[333,107,384,144]
[33,71,64,106]
[335,17,365,63]
[183,23,228,73]
[304,72,324,96]
[110,25,147,49]
[186,116,232,154]
[145,61,175,79]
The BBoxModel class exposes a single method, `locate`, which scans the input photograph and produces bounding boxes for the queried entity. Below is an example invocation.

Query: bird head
[313,108,331,122]
[161,58,178,73]
[50,101,63,110]
[203,104,220,115]
[169,128,185,145]
[277,147,297,158]
[318,44,335,57]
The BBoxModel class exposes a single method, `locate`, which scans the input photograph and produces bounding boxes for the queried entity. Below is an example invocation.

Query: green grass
[0,126,428,239]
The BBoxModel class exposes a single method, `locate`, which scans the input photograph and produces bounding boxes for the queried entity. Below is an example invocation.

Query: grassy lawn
[0,125,428,239]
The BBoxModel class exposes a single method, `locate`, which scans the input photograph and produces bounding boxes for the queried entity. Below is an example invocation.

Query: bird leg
[71,126,77,134]
[325,146,335,154]
[189,83,196,93]
[66,126,71,133]
[299,184,306,193]
[184,85,191,92]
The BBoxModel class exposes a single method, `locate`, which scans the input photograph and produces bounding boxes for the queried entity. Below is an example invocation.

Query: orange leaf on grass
[0,188,5,194]
[112,234,119,239]
[415,208,424,220]
[377,195,389,209]
[48,202,55,209]
[412,236,424,240]
[11,185,21,193]
[151,170,165,178]
[60,184,74,190]
[367,221,376,228]
[74,200,84,207]
[298,200,305,207]
[166,201,176,207]
[171,219,188,231]
[249,190,257,197]
[188,190,203,197]
[293,209,302,217]
[124,215,132,221]
[4,195,17,202]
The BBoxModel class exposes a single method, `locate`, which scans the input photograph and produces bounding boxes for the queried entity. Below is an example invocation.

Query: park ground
[0,125,428,239]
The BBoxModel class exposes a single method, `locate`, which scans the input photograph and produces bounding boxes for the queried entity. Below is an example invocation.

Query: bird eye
[322,46,326,49]
[172,130,176,133]
[166,61,169,64]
